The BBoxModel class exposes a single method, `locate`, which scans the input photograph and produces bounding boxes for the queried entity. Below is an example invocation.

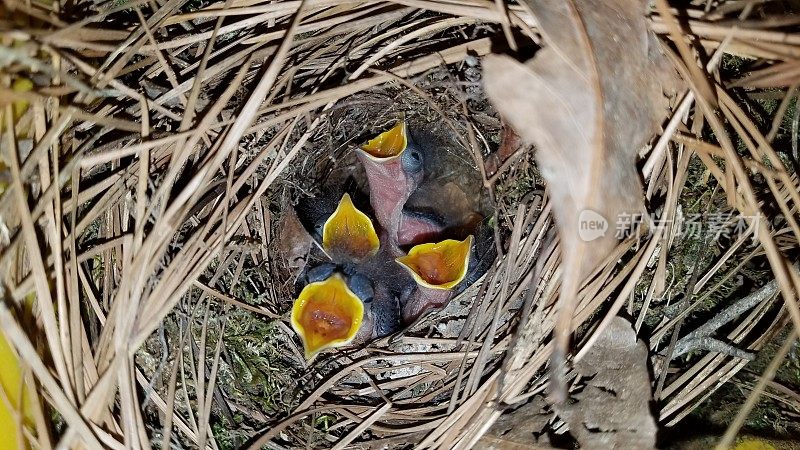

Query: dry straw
[0,0,798,448]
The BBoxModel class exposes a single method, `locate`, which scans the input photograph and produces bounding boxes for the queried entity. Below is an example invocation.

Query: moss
[733,439,777,450]
[681,329,800,442]
[221,312,300,415]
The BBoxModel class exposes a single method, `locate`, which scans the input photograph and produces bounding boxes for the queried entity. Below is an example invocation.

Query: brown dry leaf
[483,0,678,400]
[275,200,313,279]
[479,318,655,450]
[486,123,526,176]
[555,316,656,449]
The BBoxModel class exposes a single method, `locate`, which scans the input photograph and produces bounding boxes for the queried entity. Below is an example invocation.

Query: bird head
[356,121,425,243]
[291,271,374,360]
[395,236,473,322]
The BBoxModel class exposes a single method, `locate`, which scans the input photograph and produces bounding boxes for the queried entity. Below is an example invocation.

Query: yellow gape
[396,236,473,290]
[360,121,408,159]
[291,274,365,360]
[322,194,380,261]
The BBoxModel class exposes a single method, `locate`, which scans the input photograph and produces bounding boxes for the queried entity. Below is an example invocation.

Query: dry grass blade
[715,330,797,450]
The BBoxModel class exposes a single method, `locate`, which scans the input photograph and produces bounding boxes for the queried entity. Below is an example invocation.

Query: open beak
[396,236,473,289]
[291,273,365,360]
[361,120,408,158]
[356,121,423,243]
[396,236,473,322]
[322,193,380,262]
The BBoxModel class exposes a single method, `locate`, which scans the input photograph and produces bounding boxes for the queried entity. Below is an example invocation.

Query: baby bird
[290,120,496,358]
[294,182,374,261]
[357,121,496,322]
[356,121,444,247]
[397,220,496,323]
[292,192,405,359]
[291,263,399,359]
[396,236,473,323]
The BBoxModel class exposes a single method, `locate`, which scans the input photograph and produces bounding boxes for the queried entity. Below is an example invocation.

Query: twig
[715,330,798,450]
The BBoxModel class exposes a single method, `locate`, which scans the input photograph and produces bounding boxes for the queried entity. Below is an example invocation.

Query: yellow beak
[291,274,365,360]
[360,121,408,160]
[322,193,380,261]
[396,236,473,290]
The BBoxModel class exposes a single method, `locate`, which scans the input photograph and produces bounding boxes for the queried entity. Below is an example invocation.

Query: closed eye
[348,274,375,303]
[402,147,423,174]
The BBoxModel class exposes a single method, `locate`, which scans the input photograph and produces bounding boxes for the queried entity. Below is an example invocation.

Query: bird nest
[1,1,800,449]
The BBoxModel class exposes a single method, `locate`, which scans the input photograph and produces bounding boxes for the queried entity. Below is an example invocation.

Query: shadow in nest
[248,80,536,446]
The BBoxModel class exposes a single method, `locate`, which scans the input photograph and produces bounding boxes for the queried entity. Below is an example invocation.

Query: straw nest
[1,0,799,449]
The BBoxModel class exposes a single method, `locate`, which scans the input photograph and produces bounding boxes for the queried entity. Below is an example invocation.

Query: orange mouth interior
[322,193,380,260]
[361,121,407,159]
[291,274,364,359]
[396,236,473,290]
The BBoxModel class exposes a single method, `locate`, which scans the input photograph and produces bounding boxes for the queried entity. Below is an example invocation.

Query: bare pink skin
[356,151,421,244]
[396,213,443,247]
[401,285,453,324]
[356,145,457,325]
